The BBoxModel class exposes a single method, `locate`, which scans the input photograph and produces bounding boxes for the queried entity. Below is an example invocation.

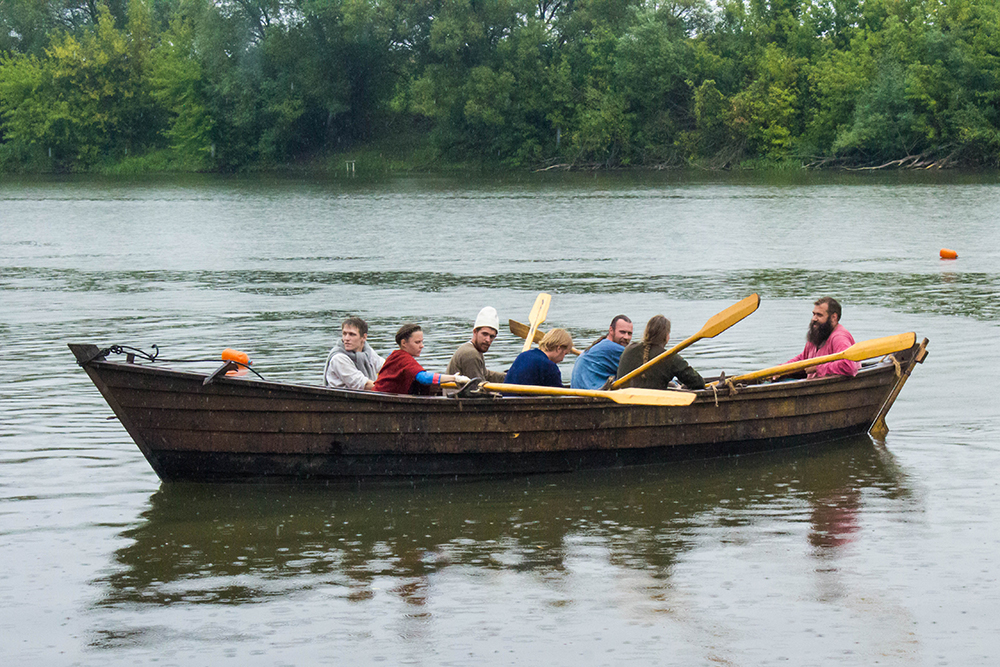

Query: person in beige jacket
[446,306,506,383]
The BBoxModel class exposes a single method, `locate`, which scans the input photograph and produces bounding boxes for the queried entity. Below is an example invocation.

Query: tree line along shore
[2,0,998,174]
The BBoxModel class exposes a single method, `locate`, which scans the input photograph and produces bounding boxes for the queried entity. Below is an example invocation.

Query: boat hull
[69,342,925,482]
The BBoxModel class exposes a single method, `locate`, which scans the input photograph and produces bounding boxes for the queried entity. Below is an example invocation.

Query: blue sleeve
[415,371,441,385]
[570,340,622,389]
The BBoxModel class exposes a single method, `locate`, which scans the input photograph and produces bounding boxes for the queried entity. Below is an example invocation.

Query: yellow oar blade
[719,332,917,385]
[527,292,550,323]
[482,382,696,406]
[612,293,760,389]
[522,292,551,352]
[847,332,916,361]
[509,319,582,355]
[699,293,761,338]
[610,388,698,406]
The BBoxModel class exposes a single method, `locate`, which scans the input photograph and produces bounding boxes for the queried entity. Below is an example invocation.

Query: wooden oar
[481,382,696,406]
[709,332,917,386]
[509,319,582,355]
[522,293,551,352]
[612,293,760,389]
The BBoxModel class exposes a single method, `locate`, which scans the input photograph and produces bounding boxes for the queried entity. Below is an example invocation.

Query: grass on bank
[0,129,957,176]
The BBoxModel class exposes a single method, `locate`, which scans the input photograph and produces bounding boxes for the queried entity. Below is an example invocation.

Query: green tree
[0,3,148,168]
[148,14,214,167]
[730,43,805,159]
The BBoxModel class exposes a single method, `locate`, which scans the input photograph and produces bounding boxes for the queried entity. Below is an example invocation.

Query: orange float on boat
[221,348,250,375]
[940,248,958,260]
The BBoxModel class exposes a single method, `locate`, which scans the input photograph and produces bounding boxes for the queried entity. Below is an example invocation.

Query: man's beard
[807,319,835,347]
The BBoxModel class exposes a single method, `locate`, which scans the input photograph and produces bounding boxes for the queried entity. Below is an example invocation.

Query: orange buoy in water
[221,348,250,375]
[940,248,958,260]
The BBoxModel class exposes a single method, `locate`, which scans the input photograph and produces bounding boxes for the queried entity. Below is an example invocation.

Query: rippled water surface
[2,171,999,665]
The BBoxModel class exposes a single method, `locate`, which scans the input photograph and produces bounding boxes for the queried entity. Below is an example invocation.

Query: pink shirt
[786,324,858,378]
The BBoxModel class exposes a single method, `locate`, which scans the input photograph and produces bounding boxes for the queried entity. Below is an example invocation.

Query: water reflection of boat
[96,437,911,608]
[69,340,925,482]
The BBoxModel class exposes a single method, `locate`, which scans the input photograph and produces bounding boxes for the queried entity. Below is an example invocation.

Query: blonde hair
[641,315,671,363]
[539,328,573,352]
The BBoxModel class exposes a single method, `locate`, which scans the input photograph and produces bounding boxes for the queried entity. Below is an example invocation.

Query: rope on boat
[98,344,160,362]
[708,374,739,407]
[98,344,266,380]
[880,354,902,378]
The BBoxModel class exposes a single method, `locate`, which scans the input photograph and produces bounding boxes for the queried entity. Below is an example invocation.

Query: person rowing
[570,314,633,389]
[616,315,705,390]
[373,323,469,395]
[505,328,574,388]
[446,306,506,382]
[780,297,858,379]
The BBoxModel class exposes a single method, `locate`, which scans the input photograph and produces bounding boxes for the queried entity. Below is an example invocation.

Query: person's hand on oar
[711,332,917,387]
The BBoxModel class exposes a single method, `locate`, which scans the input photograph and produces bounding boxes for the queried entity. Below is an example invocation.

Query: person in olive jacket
[615,315,705,390]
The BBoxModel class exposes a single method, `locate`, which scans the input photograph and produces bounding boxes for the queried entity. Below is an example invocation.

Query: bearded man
[446,307,506,382]
[784,297,858,378]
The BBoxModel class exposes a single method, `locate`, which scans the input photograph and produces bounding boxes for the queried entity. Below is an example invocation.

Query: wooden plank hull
[69,342,924,482]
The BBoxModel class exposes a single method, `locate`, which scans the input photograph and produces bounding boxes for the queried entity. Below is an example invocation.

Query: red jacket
[373,350,427,394]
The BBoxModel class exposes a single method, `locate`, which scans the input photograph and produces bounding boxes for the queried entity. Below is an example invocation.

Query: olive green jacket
[615,342,705,390]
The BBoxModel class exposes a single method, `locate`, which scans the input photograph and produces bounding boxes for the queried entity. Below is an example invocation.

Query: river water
[2,171,998,665]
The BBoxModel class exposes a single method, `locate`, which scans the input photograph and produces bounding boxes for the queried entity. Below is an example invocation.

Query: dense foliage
[2,0,999,171]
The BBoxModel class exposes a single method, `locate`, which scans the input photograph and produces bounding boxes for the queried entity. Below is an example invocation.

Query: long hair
[641,315,671,363]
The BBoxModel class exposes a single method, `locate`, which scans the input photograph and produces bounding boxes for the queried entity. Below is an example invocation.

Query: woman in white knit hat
[445,306,506,382]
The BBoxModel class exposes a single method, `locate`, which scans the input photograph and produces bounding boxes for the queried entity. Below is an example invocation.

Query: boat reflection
[96,436,913,608]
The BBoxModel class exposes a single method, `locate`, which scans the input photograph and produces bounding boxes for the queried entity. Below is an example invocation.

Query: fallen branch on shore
[846,152,958,170]
[804,151,959,171]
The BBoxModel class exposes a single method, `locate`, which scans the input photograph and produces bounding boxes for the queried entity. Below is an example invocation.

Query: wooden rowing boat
[68,339,927,482]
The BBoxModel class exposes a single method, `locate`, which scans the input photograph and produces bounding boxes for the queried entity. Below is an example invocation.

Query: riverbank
[0,133,973,177]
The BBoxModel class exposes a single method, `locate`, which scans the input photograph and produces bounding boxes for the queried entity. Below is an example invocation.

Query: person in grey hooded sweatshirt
[324,316,384,391]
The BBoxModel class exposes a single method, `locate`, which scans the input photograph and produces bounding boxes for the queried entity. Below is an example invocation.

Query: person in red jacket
[784,297,858,379]
[374,323,469,394]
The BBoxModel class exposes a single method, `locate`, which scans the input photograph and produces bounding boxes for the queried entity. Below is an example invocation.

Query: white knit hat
[473,306,500,332]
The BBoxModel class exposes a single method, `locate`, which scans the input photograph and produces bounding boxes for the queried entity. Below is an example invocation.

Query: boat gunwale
[71,344,908,408]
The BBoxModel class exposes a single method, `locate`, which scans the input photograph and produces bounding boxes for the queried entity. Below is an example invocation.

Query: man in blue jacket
[570,314,633,389]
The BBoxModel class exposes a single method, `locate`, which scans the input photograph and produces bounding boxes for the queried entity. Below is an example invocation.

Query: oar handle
[484,382,583,397]
[480,382,696,406]
[712,353,846,386]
